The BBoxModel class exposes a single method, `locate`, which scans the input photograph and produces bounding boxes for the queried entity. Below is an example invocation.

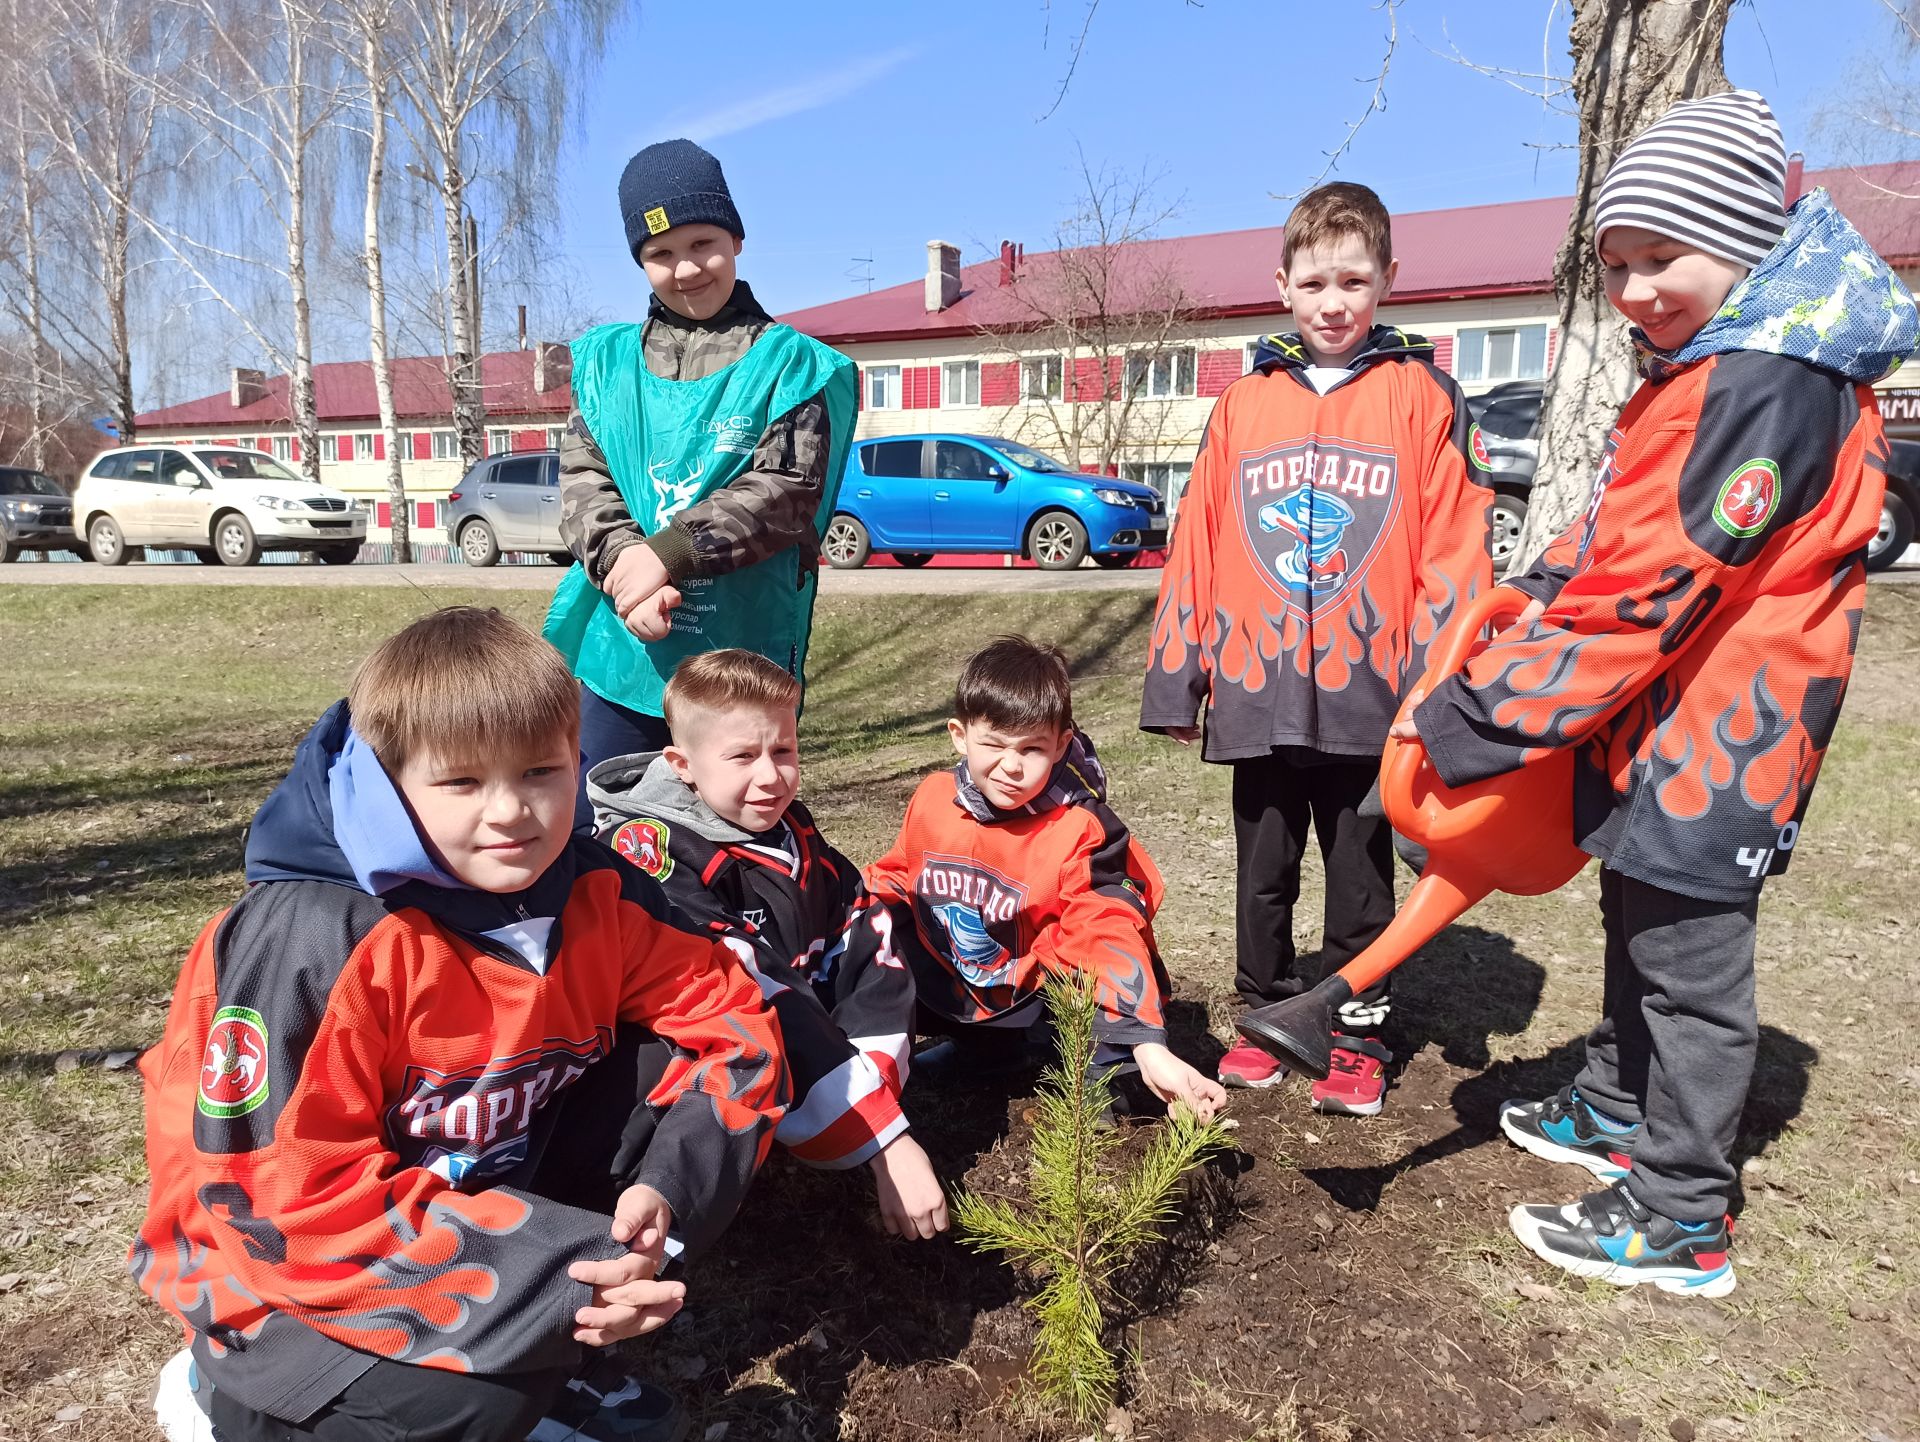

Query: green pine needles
[952,978,1232,1424]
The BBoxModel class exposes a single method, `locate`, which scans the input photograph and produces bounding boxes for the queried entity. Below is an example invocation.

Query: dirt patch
[635,1021,1609,1442]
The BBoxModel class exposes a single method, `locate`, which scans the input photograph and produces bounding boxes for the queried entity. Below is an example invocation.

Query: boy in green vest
[547,139,858,822]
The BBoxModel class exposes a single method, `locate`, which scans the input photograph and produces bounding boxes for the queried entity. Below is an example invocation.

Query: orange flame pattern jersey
[1415,348,1889,902]
[865,752,1170,1049]
[1142,328,1494,760]
[129,846,787,1422]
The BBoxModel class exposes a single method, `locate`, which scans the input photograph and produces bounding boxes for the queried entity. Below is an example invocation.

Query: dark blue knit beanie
[619,139,743,260]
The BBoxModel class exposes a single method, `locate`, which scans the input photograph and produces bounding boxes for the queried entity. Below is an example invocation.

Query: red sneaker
[1311,1036,1392,1116]
[1218,1037,1288,1089]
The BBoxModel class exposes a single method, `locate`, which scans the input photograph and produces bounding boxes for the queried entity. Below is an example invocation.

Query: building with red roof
[134,163,1920,543]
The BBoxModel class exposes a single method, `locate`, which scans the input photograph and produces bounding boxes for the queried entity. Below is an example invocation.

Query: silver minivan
[445,451,570,566]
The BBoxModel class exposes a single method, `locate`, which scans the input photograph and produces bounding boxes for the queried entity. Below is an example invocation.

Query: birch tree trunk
[1511,0,1732,568]
[281,0,322,488]
[439,149,484,469]
[12,98,49,471]
[359,21,410,560]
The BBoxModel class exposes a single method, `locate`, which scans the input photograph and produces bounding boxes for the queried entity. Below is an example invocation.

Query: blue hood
[1638,188,1920,384]
[244,702,581,968]
[244,699,464,894]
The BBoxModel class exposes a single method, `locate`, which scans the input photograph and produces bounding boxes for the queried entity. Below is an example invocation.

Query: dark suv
[1876,439,1919,572]
[0,466,84,561]
[445,451,570,567]
[1464,381,1542,570]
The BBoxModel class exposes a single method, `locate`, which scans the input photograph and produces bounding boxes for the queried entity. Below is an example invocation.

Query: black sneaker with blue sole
[1508,1180,1736,1298]
[1499,1085,1639,1181]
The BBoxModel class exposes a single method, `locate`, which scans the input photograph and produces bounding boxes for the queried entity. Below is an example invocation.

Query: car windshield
[0,470,65,496]
[987,441,1074,474]
[194,450,302,483]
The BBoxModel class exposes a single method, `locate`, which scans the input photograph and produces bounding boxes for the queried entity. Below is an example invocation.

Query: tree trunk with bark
[359,24,409,560]
[10,81,50,471]
[284,0,321,490]
[439,152,484,469]
[1511,0,1733,569]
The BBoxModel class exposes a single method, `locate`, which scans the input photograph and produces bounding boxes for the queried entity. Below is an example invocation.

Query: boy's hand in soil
[568,1183,683,1345]
[1133,1042,1227,1121]
[869,1132,950,1240]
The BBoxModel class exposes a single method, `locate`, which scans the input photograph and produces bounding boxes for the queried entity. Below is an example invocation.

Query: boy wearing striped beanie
[1403,89,1917,1295]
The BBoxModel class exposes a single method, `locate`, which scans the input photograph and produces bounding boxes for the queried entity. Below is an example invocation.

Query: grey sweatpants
[1571,867,1759,1221]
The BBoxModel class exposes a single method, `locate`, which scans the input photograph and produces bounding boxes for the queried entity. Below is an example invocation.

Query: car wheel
[1028,510,1090,570]
[89,515,134,566]
[191,548,220,565]
[0,538,18,563]
[459,519,500,567]
[213,513,261,566]
[1489,490,1530,572]
[549,552,575,567]
[823,515,870,569]
[1866,492,1915,573]
[893,552,934,568]
[1092,552,1134,570]
[317,545,359,565]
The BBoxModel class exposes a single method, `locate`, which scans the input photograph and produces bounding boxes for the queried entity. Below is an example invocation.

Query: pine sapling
[952,977,1230,1424]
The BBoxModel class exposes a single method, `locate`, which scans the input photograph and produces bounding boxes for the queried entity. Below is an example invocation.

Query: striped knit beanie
[1594,89,1788,269]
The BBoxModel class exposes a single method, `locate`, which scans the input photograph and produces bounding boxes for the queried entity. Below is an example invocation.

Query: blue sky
[548,0,1915,324]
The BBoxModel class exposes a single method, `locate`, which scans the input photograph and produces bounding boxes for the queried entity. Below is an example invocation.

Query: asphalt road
[0,558,1167,593]
[2,555,1916,591]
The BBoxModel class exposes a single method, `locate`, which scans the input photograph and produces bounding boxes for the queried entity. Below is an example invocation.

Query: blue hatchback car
[825,433,1167,570]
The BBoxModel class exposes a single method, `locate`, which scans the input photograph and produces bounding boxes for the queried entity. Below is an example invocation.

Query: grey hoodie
[586,752,763,846]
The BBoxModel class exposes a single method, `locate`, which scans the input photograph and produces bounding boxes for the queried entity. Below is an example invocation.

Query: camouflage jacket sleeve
[558,400,833,588]
[558,409,645,586]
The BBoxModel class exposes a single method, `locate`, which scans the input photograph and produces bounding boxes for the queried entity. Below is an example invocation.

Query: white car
[72,444,367,566]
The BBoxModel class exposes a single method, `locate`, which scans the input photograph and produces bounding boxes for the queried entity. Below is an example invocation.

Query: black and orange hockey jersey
[864,735,1170,1049]
[129,703,787,1422]
[587,754,914,1171]
[1414,191,1915,902]
[1141,327,1494,760]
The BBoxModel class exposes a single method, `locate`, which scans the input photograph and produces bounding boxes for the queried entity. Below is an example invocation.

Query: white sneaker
[152,1349,216,1442]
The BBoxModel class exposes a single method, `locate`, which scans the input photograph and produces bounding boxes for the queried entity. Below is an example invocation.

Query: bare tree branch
[1271,0,1402,202]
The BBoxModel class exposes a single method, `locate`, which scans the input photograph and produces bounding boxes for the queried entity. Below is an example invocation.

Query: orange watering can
[1236,585,1588,1079]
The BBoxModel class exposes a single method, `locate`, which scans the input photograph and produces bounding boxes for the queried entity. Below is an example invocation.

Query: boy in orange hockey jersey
[868,636,1225,1122]
[1141,182,1493,1113]
[1401,91,1916,1295]
[131,608,786,1442]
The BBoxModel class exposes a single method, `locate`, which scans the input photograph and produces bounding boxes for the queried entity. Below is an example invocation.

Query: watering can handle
[1384,584,1535,801]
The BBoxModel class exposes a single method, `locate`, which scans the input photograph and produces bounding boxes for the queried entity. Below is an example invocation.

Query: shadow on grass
[802,591,1157,759]
[1298,922,1815,1221]
[0,755,282,823]
[0,818,248,927]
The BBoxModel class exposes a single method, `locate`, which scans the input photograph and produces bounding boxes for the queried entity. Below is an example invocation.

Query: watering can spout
[1234,585,1589,1076]
[1237,868,1482,1078]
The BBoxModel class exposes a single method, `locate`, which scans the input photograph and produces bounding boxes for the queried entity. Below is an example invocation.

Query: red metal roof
[136,348,573,430]
[780,163,1920,345]
[137,163,1920,426]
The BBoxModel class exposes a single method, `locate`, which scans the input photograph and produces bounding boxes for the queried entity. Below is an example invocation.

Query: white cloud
[650,45,921,145]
